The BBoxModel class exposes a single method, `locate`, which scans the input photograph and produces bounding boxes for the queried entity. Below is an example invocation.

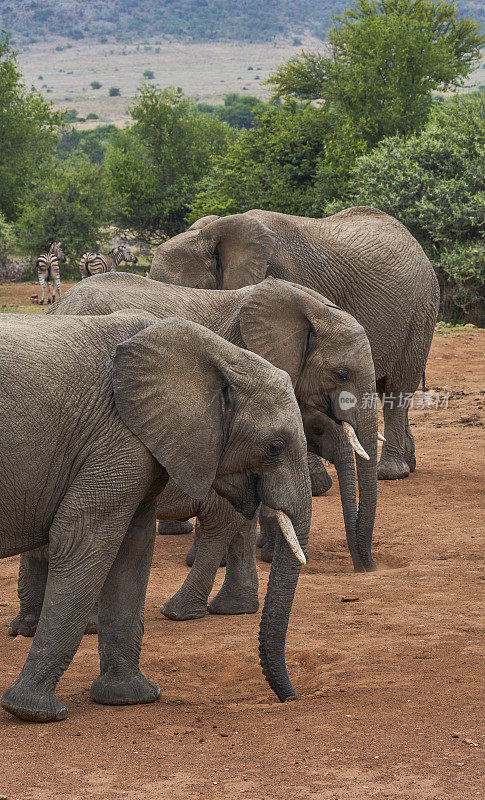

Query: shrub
[109,86,121,96]
[90,80,102,89]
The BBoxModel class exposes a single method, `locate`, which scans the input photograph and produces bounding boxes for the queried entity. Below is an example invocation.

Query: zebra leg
[38,276,46,305]
[54,275,61,300]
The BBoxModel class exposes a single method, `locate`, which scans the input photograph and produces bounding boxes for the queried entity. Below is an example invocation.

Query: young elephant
[0,313,311,721]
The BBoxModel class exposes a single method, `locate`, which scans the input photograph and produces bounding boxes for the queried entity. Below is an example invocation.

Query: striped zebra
[79,245,137,279]
[35,242,66,305]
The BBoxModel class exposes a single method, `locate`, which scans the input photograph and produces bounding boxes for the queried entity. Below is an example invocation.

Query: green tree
[105,85,233,236]
[0,31,62,221]
[267,0,483,144]
[189,100,345,221]
[325,92,485,322]
[15,155,109,275]
[216,93,265,129]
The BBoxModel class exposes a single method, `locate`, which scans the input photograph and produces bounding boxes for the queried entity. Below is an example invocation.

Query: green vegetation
[1,0,482,44]
[15,155,109,277]
[0,32,62,221]
[326,92,485,323]
[90,81,102,89]
[0,0,483,321]
[109,86,121,96]
[267,0,483,144]
[104,86,233,236]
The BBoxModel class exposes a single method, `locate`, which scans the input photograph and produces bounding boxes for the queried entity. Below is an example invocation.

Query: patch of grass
[0,305,44,314]
[434,321,478,337]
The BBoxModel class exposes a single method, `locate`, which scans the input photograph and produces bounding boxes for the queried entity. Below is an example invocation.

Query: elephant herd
[0,206,439,722]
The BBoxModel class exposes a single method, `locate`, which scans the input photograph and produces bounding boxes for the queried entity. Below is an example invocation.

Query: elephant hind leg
[208,517,259,616]
[378,301,437,480]
[2,492,134,722]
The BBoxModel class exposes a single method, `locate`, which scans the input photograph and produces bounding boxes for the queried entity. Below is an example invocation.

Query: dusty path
[0,329,483,800]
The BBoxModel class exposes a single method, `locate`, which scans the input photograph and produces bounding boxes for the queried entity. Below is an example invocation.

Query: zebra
[35,242,66,305]
[79,245,137,279]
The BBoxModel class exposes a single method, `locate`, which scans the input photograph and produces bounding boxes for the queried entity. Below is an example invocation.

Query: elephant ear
[187,214,220,231]
[199,214,277,289]
[239,278,335,385]
[112,317,237,500]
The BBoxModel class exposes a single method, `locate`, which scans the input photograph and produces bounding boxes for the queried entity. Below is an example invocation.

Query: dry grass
[18,35,325,127]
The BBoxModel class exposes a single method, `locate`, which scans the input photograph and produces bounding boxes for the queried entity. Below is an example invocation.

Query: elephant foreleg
[90,499,160,707]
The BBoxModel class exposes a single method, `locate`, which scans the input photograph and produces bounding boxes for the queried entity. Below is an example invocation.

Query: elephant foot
[84,610,98,635]
[406,454,416,473]
[260,542,274,563]
[2,681,67,722]
[8,611,99,638]
[160,591,208,621]
[90,670,160,706]
[310,463,333,496]
[8,611,39,638]
[208,586,259,616]
[377,457,410,480]
[185,544,226,568]
[157,519,193,535]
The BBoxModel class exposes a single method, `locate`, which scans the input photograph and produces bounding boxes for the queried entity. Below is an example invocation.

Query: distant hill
[2,0,482,45]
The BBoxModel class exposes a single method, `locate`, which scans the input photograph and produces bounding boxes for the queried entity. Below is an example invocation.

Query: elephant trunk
[333,444,361,571]
[353,407,378,571]
[258,488,311,701]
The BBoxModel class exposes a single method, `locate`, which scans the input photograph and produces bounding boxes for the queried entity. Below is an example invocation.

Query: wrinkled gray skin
[13,273,377,632]
[49,272,378,570]
[150,207,439,480]
[0,312,312,720]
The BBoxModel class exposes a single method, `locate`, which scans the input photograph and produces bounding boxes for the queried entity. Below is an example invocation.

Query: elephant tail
[422,371,427,392]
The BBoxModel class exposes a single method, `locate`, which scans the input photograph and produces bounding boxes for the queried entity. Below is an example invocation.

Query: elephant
[46,272,379,574]
[0,311,312,721]
[10,406,365,636]
[149,206,440,481]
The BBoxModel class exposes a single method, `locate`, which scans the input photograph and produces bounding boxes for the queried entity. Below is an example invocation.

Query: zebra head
[50,242,66,263]
[117,245,138,264]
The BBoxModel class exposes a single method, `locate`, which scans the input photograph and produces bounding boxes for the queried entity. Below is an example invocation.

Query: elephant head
[237,279,378,571]
[112,316,312,701]
[150,213,275,289]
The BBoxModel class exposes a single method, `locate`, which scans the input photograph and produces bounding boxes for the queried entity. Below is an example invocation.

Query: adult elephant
[10,406,367,632]
[46,272,379,574]
[0,312,312,720]
[150,207,440,480]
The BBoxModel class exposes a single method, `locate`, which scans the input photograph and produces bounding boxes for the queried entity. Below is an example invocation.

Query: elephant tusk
[275,510,306,565]
[378,432,386,442]
[342,422,370,461]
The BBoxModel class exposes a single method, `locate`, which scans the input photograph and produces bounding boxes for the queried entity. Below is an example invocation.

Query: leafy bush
[326,92,485,323]
[143,70,155,79]
[105,86,233,237]
[90,81,102,89]
[0,33,62,222]
[109,86,121,96]
[15,155,109,276]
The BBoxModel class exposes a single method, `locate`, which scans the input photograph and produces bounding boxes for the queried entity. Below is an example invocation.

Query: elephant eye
[267,440,285,458]
[313,426,324,437]
[335,369,350,382]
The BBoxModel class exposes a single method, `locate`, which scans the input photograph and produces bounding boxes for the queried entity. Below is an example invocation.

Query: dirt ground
[0,320,483,799]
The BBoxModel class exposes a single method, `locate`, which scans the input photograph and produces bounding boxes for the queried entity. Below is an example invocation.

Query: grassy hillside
[1,0,339,44]
[3,0,482,45]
